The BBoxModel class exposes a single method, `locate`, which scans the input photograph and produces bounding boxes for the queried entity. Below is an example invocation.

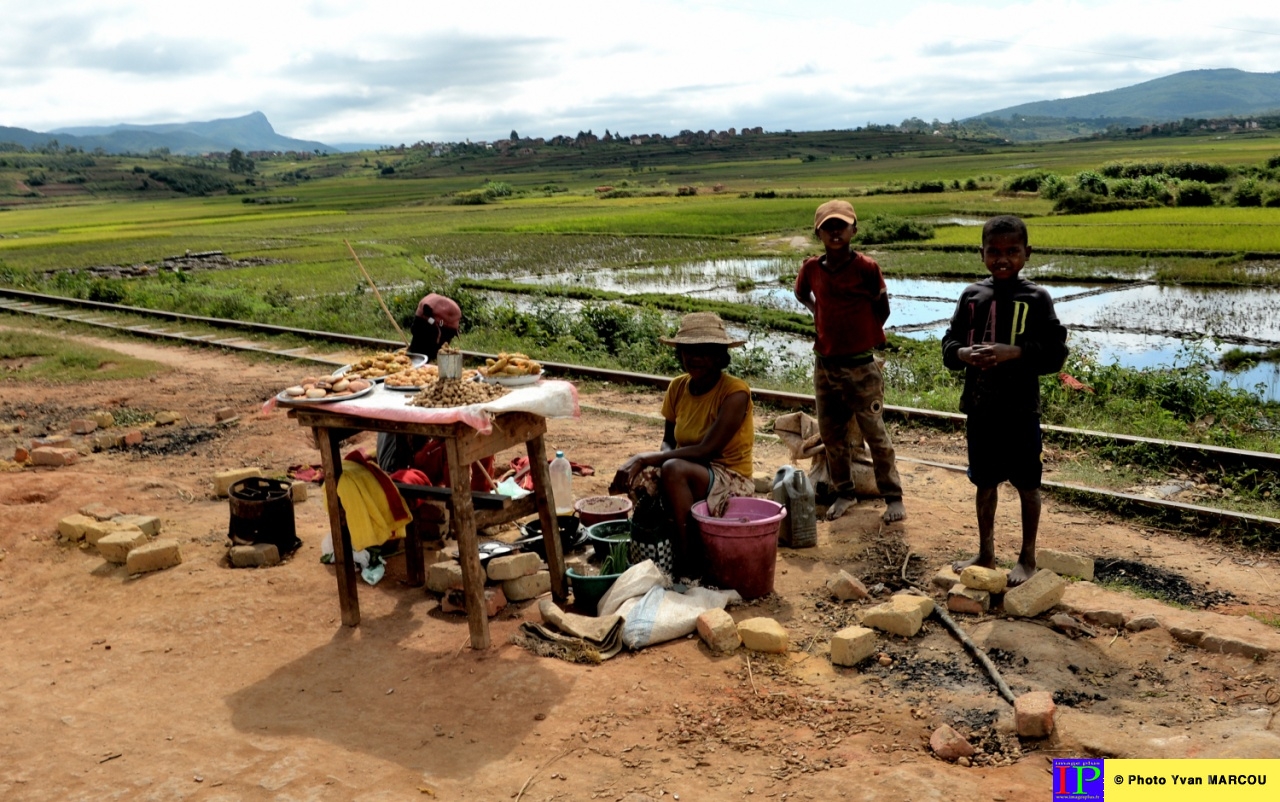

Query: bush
[1100,160,1231,183]
[1265,155,1280,170]
[963,177,978,191]
[1233,179,1263,207]
[906,179,946,193]
[1263,189,1280,208]
[1075,171,1108,196]
[857,214,934,244]
[146,167,233,195]
[1175,181,1215,207]
[1001,170,1053,192]
[1039,174,1069,200]
[753,190,777,198]
[1053,190,1150,215]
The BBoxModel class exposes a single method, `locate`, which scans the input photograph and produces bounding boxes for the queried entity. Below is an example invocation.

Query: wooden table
[285,406,567,650]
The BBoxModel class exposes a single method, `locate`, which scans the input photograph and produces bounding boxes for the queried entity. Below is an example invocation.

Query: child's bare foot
[951,554,995,573]
[882,500,906,523]
[1007,560,1037,587]
[825,496,856,521]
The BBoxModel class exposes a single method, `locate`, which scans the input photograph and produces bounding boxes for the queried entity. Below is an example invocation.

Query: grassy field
[0,330,165,383]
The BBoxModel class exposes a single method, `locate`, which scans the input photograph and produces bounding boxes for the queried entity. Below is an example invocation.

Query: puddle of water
[1059,285,1280,343]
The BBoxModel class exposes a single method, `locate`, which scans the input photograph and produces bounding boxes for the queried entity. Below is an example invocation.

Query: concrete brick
[92,432,126,451]
[97,527,148,564]
[696,609,741,653]
[503,571,551,601]
[1199,634,1270,660]
[426,561,465,593]
[932,565,962,591]
[216,415,241,427]
[126,538,183,575]
[154,411,182,426]
[1082,609,1126,628]
[13,446,29,463]
[124,430,144,446]
[229,543,281,568]
[1126,614,1160,632]
[826,570,869,601]
[80,502,123,521]
[737,617,789,653]
[215,407,237,422]
[752,472,773,494]
[89,411,115,428]
[57,514,96,541]
[112,514,161,536]
[892,591,935,618]
[948,583,991,615]
[861,596,925,638]
[487,552,541,582]
[930,724,975,761]
[1036,549,1094,581]
[30,435,70,449]
[1014,691,1057,738]
[829,625,877,667]
[83,520,144,546]
[213,467,263,498]
[31,447,79,467]
[290,482,308,503]
[1002,569,1067,618]
[960,565,1008,593]
[440,586,507,617]
[69,418,98,435]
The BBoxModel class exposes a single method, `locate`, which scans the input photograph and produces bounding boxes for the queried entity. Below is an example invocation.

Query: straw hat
[659,312,746,348]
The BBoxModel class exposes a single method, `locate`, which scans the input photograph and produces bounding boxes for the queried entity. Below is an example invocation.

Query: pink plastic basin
[692,497,786,599]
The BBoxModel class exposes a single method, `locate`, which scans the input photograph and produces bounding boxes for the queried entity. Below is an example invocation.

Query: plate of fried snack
[383,365,480,391]
[478,352,543,386]
[332,351,427,381]
[278,376,375,404]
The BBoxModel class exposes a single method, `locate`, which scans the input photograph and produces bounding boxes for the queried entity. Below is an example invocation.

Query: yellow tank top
[660,373,754,478]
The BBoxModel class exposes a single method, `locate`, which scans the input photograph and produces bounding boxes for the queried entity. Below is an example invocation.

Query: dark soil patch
[866,643,982,690]
[1053,689,1108,708]
[130,426,222,457]
[1093,558,1236,608]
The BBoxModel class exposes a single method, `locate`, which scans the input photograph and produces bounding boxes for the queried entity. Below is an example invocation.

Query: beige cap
[814,199,857,231]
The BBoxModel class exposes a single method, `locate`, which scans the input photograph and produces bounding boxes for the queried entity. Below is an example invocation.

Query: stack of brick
[57,505,178,575]
[425,550,554,618]
[21,411,143,461]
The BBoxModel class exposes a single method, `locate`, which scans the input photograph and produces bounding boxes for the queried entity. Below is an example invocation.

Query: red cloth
[390,467,448,525]
[508,456,595,491]
[794,252,889,357]
[286,464,324,483]
[411,439,497,492]
[343,448,410,523]
[1060,373,1095,394]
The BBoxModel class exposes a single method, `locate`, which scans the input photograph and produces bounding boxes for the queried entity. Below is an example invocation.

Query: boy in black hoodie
[941,216,1068,586]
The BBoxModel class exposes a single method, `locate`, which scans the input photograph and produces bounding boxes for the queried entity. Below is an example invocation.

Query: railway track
[3,287,1279,536]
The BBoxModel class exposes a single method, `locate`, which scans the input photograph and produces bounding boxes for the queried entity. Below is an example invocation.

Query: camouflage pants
[813,356,903,501]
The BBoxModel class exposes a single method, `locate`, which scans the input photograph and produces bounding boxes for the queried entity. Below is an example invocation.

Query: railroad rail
[2,287,1278,536]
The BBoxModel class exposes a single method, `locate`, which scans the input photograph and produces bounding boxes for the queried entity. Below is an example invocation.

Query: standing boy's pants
[813,355,903,502]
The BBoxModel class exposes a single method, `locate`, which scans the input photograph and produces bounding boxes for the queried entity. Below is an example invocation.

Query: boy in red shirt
[794,200,905,523]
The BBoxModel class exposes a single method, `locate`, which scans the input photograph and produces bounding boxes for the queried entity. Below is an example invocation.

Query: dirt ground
[2,331,1280,802]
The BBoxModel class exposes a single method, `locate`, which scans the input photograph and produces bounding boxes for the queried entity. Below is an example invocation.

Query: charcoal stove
[228,477,300,554]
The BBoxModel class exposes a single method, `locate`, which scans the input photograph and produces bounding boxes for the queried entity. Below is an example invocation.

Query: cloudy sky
[2,0,1277,145]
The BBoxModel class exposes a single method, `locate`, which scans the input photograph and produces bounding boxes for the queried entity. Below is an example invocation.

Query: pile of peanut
[409,378,509,408]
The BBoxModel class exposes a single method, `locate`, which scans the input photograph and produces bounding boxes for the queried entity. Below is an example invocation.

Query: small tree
[228,148,254,174]
[510,129,519,141]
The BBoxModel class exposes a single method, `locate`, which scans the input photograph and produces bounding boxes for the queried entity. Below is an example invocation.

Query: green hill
[971,69,1280,133]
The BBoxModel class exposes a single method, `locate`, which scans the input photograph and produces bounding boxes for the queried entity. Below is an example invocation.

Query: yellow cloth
[661,372,754,478]
[334,461,412,552]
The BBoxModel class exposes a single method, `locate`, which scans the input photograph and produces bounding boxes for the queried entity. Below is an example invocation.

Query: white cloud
[0,0,1275,143]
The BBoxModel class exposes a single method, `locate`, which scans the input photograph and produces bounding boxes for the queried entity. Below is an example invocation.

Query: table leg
[444,435,490,650]
[317,427,360,627]
[402,518,425,588]
[526,433,567,602]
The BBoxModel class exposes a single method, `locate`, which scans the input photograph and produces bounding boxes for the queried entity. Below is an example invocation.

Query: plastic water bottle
[549,450,574,516]
[772,465,817,548]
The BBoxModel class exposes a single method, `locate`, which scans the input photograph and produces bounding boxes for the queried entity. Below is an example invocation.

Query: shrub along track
[3,286,1279,545]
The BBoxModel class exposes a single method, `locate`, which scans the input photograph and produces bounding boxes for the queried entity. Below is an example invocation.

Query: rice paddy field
[3,127,1280,467]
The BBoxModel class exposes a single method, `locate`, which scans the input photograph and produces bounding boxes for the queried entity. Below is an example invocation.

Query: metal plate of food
[483,371,542,387]
[331,352,427,381]
[276,383,376,405]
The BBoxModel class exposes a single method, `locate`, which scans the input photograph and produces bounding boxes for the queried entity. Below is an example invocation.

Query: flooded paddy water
[489,257,1280,402]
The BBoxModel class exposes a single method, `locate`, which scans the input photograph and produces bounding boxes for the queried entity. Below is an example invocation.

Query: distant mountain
[1,112,336,155]
[972,69,1280,124]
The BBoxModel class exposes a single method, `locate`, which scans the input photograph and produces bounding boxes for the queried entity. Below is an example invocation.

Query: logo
[1053,758,1105,800]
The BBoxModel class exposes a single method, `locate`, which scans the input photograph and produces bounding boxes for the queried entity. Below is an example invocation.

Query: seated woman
[614,312,755,580]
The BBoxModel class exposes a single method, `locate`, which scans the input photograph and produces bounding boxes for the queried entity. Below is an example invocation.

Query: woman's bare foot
[882,500,906,523]
[825,496,856,521]
[951,554,995,573]
[1007,560,1037,587]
